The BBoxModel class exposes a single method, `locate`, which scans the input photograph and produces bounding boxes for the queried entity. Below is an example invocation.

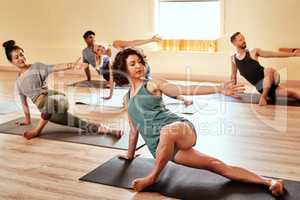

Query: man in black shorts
[230,32,300,106]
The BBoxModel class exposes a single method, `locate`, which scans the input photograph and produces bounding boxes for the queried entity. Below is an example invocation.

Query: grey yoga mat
[80,156,299,200]
[67,80,110,88]
[207,93,300,106]
[0,117,145,150]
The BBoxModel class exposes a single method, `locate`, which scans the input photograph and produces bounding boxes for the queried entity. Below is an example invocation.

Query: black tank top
[234,50,265,86]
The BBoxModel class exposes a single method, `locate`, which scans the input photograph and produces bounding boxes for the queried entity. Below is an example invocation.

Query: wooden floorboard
[0,71,300,199]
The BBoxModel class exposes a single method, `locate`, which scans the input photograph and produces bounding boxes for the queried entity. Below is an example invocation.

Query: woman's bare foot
[259,96,268,106]
[23,129,41,140]
[132,176,155,192]
[98,125,123,139]
[269,179,284,197]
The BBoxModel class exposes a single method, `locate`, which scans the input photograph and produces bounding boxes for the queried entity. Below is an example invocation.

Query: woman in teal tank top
[112,48,284,196]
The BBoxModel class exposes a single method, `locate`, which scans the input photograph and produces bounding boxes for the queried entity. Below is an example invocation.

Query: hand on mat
[15,120,31,126]
[118,154,140,161]
[220,81,245,96]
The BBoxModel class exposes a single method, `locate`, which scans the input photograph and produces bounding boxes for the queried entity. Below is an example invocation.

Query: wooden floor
[1,71,300,200]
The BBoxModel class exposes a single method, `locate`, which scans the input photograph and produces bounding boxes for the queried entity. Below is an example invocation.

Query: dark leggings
[36,90,99,134]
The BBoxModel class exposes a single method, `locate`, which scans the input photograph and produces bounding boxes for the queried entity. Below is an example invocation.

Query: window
[157,0,221,40]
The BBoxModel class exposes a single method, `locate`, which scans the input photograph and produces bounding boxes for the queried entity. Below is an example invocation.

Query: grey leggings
[36,90,99,134]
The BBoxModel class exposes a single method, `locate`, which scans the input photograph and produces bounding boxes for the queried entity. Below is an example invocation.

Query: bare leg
[259,68,277,106]
[23,118,48,140]
[84,66,91,81]
[132,121,196,191]
[175,149,284,196]
[276,85,300,100]
[132,121,284,196]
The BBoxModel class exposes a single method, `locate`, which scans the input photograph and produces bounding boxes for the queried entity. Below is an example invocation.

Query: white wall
[0,0,299,80]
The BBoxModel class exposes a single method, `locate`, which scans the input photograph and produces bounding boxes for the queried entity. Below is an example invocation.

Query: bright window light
[157,1,221,40]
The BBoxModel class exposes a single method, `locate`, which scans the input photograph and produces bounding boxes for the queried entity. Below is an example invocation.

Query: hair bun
[2,40,16,49]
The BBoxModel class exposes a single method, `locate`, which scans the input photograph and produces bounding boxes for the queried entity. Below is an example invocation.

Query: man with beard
[230,32,300,106]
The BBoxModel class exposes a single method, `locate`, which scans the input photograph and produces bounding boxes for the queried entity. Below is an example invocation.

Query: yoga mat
[222,93,300,107]
[68,80,130,89]
[75,88,129,109]
[0,101,20,114]
[67,80,110,89]
[0,118,145,150]
[187,93,300,107]
[80,156,299,200]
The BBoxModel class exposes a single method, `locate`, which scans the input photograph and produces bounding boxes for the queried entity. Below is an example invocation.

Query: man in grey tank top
[82,31,161,81]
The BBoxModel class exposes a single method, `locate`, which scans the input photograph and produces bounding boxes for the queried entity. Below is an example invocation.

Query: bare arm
[17,97,31,125]
[52,57,86,72]
[231,56,238,85]
[256,48,300,58]
[148,79,244,97]
[103,64,114,100]
[113,35,161,49]
[120,117,139,159]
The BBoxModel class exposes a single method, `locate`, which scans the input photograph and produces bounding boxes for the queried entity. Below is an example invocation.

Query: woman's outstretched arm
[148,78,245,97]
[113,35,162,49]
[103,64,114,100]
[52,57,86,72]
[16,96,31,126]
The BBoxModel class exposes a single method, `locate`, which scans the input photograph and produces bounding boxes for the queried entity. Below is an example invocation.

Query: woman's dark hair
[83,30,95,39]
[112,48,146,86]
[2,40,23,62]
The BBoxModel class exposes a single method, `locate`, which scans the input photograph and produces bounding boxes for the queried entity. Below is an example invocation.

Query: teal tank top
[128,80,186,157]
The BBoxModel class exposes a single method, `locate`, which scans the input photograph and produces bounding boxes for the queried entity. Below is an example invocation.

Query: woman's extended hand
[220,81,245,96]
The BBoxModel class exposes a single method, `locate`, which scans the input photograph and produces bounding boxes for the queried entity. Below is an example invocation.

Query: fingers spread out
[230,84,245,93]
[231,83,244,89]
[233,87,245,93]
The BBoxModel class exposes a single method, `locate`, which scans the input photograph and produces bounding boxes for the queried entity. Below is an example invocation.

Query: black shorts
[256,82,279,101]
[102,70,110,81]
